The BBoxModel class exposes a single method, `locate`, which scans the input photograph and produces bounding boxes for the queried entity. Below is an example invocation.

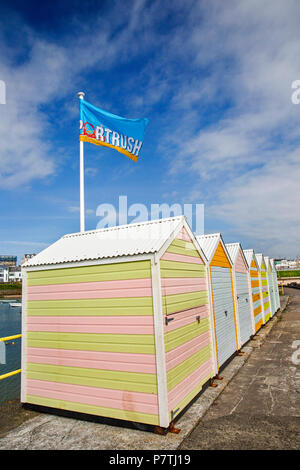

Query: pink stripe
[28,278,152,294]
[164,305,209,332]
[26,379,159,414]
[166,331,210,371]
[166,331,210,364]
[161,252,204,264]
[168,358,213,410]
[176,228,192,242]
[26,347,157,374]
[27,315,154,335]
[28,281,206,302]
[161,277,206,287]
[27,286,153,301]
[235,250,248,273]
[161,283,206,297]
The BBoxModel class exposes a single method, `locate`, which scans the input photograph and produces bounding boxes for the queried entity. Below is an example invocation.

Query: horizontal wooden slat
[27,261,152,286]
[26,394,159,425]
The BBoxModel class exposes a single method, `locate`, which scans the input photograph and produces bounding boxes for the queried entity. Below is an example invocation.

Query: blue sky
[0,0,300,262]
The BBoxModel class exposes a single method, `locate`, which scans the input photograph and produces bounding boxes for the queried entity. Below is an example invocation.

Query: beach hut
[21,216,216,430]
[226,243,255,347]
[243,250,263,332]
[265,257,276,317]
[256,254,271,324]
[196,233,239,371]
[270,259,280,312]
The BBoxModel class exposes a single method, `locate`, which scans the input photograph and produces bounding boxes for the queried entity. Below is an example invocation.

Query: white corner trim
[231,269,241,350]
[21,270,27,403]
[150,257,169,428]
[205,264,218,376]
[247,270,256,335]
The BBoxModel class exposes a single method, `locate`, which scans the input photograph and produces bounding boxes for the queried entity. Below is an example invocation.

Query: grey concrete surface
[0,294,293,450]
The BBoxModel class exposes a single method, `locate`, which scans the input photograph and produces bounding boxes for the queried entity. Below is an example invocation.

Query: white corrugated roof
[196,233,232,266]
[23,216,185,267]
[196,233,221,262]
[243,249,254,266]
[256,253,264,267]
[226,243,249,268]
[265,256,271,270]
[225,243,240,265]
[270,258,275,270]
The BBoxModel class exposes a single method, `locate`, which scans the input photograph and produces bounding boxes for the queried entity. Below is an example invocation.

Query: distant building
[21,254,36,265]
[275,259,300,270]
[0,265,9,283]
[8,265,22,282]
[0,255,17,267]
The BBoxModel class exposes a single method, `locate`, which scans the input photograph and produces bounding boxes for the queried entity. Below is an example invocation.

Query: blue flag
[79,99,149,162]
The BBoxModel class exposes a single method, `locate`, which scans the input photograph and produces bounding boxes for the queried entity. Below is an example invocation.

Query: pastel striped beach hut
[265,256,276,317]
[21,216,215,430]
[243,249,263,332]
[256,254,271,324]
[270,259,280,312]
[196,234,239,371]
[226,243,255,347]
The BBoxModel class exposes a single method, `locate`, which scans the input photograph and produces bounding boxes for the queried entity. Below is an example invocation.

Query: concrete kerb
[0,296,290,450]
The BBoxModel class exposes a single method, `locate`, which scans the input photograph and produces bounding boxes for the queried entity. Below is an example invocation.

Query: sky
[0,0,300,262]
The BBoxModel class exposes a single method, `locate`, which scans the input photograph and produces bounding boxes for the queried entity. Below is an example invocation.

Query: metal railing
[0,334,22,380]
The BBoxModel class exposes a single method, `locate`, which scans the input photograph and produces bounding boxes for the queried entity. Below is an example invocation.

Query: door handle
[196,315,200,324]
[224,310,228,316]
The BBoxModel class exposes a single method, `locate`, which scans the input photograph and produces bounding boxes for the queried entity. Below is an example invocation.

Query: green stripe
[162,291,208,315]
[26,395,159,425]
[160,260,206,278]
[27,261,151,286]
[27,296,154,316]
[167,344,211,390]
[264,313,271,322]
[165,318,210,352]
[166,239,200,258]
[27,362,157,394]
[27,331,155,354]
[264,302,270,310]
[169,371,212,419]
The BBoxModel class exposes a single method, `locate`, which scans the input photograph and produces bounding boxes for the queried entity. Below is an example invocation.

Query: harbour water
[0,300,22,404]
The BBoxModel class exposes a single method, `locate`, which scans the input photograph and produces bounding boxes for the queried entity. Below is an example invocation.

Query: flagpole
[78,91,85,232]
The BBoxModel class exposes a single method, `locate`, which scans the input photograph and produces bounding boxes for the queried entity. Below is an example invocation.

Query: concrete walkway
[0,294,295,450]
[180,289,299,450]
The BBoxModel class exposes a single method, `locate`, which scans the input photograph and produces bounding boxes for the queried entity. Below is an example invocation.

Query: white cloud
[161,0,300,257]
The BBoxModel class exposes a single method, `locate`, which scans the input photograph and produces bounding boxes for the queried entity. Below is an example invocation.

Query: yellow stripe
[0,334,22,342]
[26,395,159,425]
[27,363,157,394]
[27,331,155,354]
[0,369,21,380]
[79,135,138,162]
